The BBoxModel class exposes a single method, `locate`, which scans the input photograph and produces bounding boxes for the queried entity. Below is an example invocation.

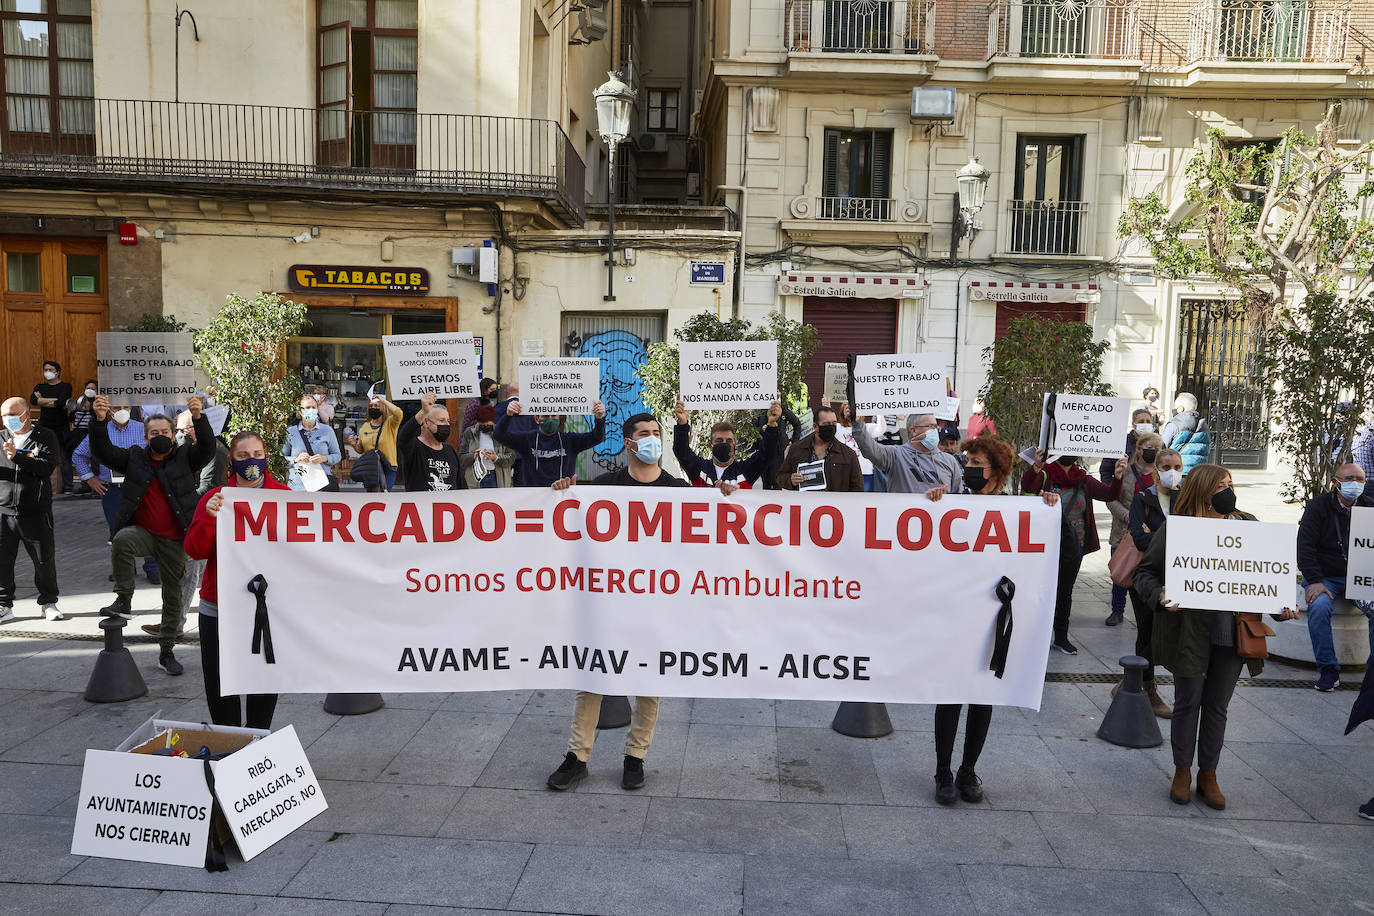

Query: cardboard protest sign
[678,341,778,410]
[1040,394,1131,460]
[824,362,850,404]
[97,332,196,402]
[71,749,214,867]
[519,357,601,414]
[851,354,946,414]
[934,396,960,422]
[382,332,479,399]
[1164,516,1297,614]
[210,726,327,860]
[1346,507,1374,601]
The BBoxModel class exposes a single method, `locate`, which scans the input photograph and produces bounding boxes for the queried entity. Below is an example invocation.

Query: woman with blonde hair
[1105,431,1163,627]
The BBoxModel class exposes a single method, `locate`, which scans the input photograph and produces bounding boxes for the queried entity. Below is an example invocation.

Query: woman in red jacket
[184,430,288,728]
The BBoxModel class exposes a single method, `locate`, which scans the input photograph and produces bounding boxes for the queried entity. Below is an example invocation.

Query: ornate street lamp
[952,155,991,259]
[593,71,636,301]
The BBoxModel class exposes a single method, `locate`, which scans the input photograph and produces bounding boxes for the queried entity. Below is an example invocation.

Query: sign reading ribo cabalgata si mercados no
[288,265,429,295]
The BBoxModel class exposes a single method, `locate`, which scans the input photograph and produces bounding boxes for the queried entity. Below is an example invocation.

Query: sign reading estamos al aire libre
[288,265,429,295]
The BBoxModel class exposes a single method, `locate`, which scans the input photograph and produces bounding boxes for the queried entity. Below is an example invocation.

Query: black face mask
[367,407,383,421]
[962,465,987,492]
[483,389,497,402]
[1211,487,1237,515]
[433,425,451,442]
[817,424,837,443]
[478,424,495,434]
[1056,455,1077,467]
[711,441,734,463]
[1141,448,1158,464]
[149,435,174,456]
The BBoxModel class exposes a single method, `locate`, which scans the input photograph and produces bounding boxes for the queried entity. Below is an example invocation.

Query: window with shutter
[820,128,893,220]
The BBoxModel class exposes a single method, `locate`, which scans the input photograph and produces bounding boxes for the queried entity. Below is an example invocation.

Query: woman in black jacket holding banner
[925,436,1058,805]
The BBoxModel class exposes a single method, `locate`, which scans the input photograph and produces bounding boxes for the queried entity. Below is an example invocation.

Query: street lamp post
[594,71,636,302]
[950,154,991,384]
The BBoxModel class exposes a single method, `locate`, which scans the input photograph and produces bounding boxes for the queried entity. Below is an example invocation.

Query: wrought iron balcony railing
[1187,0,1350,63]
[816,196,894,221]
[785,0,936,54]
[1005,200,1089,255]
[987,0,1140,59]
[0,99,585,223]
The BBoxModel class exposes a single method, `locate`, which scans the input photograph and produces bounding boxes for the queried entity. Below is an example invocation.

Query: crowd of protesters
[1,358,1371,821]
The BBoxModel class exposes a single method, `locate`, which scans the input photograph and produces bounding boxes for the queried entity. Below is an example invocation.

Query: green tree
[195,292,307,480]
[979,315,1112,491]
[637,311,818,453]
[1258,290,1374,503]
[123,312,190,333]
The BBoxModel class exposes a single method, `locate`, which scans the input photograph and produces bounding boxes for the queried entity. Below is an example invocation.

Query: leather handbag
[1108,536,1142,587]
[1235,612,1276,660]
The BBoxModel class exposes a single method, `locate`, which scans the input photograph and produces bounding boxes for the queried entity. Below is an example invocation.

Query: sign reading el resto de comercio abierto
[288,265,429,295]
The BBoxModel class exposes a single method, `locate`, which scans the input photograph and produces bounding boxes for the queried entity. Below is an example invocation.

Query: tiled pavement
[1,473,1371,915]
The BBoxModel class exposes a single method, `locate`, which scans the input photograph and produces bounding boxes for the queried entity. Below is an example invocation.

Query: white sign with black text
[851,354,946,414]
[382,332,479,399]
[518,358,601,415]
[1164,516,1297,614]
[934,397,960,422]
[1041,394,1132,460]
[71,750,213,868]
[1345,507,1374,601]
[823,362,849,404]
[678,341,778,410]
[96,332,197,402]
[210,726,327,861]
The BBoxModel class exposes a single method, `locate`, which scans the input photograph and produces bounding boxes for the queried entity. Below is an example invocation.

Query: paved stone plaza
[1,474,1371,915]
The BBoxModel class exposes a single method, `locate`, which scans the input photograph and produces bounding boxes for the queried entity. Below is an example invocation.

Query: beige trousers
[568,692,660,762]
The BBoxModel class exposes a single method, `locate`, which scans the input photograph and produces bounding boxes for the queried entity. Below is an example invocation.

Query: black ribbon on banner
[989,576,1015,679]
[248,574,275,664]
[201,758,229,873]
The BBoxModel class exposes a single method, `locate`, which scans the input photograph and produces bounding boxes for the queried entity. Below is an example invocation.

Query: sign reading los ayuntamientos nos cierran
[288,265,429,295]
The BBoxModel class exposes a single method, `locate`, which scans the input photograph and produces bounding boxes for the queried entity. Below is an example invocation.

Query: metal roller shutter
[993,300,1085,339]
[801,297,899,407]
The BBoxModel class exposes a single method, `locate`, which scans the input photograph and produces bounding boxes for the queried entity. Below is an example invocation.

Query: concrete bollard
[324,693,385,716]
[1097,655,1163,748]
[597,695,632,729]
[84,616,148,703]
[831,701,893,738]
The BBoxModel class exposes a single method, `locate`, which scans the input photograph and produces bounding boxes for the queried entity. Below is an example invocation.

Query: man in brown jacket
[777,405,862,492]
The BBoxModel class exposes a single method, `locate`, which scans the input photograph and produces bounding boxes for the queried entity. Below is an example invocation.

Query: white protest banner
[1041,394,1132,460]
[823,362,849,404]
[1346,507,1374,601]
[519,357,601,414]
[934,397,960,422]
[217,489,1062,709]
[851,354,946,414]
[96,332,196,402]
[678,341,778,410]
[71,750,213,867]
[211,726,327,861]
[1164,516,1297,614]
[382,332,478,399]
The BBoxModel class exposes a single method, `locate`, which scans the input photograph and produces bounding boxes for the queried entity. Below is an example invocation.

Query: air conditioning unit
[579,4,609,42]
[637,132,669,153]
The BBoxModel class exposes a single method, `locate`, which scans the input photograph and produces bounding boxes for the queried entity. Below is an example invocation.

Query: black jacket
[1127,486,1170,551]
[673,422,778,487]
[1297,489,1374,583]
[0,425,60,516]
[397,416,466,491]
[88,413,215,534]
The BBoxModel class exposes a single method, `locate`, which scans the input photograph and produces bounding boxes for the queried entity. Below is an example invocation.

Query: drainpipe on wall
[716,184,746,319]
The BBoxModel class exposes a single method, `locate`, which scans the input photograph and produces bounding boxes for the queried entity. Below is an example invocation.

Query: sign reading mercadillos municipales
[288,265,429,295]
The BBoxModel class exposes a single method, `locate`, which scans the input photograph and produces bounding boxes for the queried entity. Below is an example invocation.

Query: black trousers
[1128,586,1157,681]
[934,704,992,775]
[1054,550,1083,640]
[0,511,59,607]
[1171,642,1243,770]
[199,613,278,729]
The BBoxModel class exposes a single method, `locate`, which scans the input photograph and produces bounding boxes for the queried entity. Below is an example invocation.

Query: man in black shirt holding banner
[397,392,464,491]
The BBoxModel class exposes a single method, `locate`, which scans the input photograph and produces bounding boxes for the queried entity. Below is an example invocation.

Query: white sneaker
[42,605,65,621]
[0,606,15,624]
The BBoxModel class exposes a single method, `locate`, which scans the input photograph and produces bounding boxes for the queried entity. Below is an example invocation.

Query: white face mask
[1159,468,1183,490]
[43,370,56,381]
[112,409,131,425]
[85,388,97,399]
[1135,423,1154,436]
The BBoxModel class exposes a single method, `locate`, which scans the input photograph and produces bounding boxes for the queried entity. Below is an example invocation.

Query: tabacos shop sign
[288,265,430,295]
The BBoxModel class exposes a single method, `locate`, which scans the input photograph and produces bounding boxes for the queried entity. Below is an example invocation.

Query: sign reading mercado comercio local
[288,265,430,295]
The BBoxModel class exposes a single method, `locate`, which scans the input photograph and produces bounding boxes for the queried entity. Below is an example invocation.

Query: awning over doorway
[779,272,926,299]
[968,281,1099,303]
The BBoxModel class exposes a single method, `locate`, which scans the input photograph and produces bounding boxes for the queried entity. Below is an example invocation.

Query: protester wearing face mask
[66,380,99,495]
[395,391,464,491]
[1134,464,1299,810]
[1123,447,1184,718]
[458,377,501,442]
[848,407,962,496]
[1296,463,1374,692]
[778,405,862,492]
[0,397,63,623]
[88,394,214,677]
[923,436,1058,804]
[73,402,161,582]
[346,393,402,490]
[458,403,515,488]
[1100,408,1154,484]
[673,395,781,488]
[966,397,997,439]
[1024,449,1126,655]
[183,430,285,728]
[1143,386,1165,428]
[825,400,882,491]
[495,395,606,488]
[547,412,691,793]
[283,395,341,491]
[1104,432,1163,627]
[30,360,73,494]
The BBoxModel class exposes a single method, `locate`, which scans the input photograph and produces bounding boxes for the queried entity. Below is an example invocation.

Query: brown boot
[1196,770,1226,810]
[1144,680,1173,719]
[1170,767,1191,805]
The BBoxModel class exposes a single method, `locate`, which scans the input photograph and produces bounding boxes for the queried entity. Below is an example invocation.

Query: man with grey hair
[397,391,464,491]
[850,407,964,496]
[0,396,63,623]
[1161,391,1210,475]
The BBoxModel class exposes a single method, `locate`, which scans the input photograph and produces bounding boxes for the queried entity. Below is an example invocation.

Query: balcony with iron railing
[1184,0,1353,86]
[986,0,1142,81]
[816,196,894,221]
[0,99,586,225]
[782,0,938,84]
[1003,200,1090,256]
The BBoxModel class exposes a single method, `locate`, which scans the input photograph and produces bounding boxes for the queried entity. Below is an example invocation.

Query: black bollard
[831,701,893,738]
[84,616,148,703]
[1097,655,1163,748]
[597,695,632,729]
[324,693,385,716]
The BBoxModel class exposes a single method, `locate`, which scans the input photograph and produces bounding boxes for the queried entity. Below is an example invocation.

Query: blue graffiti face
[574,329,650,473]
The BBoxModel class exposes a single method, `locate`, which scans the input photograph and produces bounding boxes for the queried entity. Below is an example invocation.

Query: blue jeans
[479,474,497,489]
[1109,544,1127,616]
[384,468,397,492]
[1305,576,1374,668]
[863,473,874,493]
[100,483,157,575]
